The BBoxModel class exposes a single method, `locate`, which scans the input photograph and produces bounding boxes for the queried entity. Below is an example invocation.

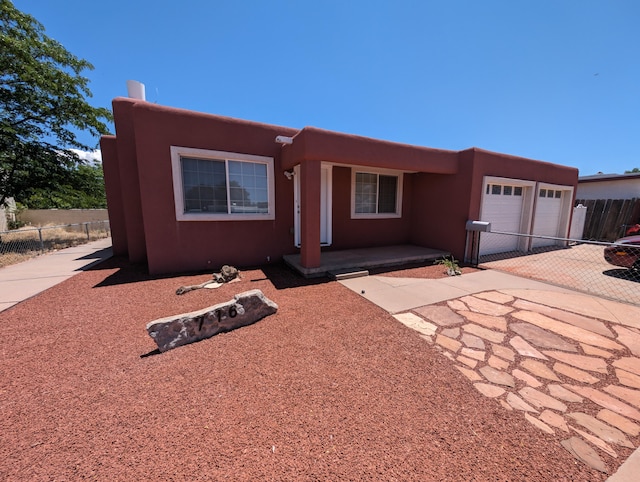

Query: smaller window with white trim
[352,170,402,218]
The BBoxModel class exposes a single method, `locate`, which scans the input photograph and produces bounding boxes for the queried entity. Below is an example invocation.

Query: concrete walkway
[341,270,640,479]
[0,237,112,312]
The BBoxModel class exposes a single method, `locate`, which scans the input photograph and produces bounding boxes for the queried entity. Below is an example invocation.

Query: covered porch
[283,244,449,278]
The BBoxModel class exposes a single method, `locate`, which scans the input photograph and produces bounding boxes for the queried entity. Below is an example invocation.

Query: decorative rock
[613,357,640,377]
[548,384,583,403]
[393,313,437,337]
[520,359,561,381]
[539,410,569,432]
[487,355,509,370]
[512,369,543,388]
[473,291,514,304]
[512,311,623,351]
[459,295,513,316]
[561,437,608,474]
[563,385,640,422]
[553,362,599,384]
[479,366,515,387]
[570,427,617,458]
[446,299,467,311]
[460,348,485,361]
[518,387,567,412]
[615,368,640,389]
[509,336,548,360]
[597,409,640,437]
[461,333,485,350]
[462,324,505,343]
[580,343,613,358]
[414,305,464,327]
[510,323,578,352]
[567,412,633,448]
[506,392,538,412]
[441,327,460,339]
[603,385,640,409]
[435,334,462,353]
[542,351,608,374]
[524,413,555,434]
[612,325,640,357]
[146,289,278,352]
[457,355,478,369]
[499,400,513,411]
[491,343,515,362]
[512,299,614,338]
[455,365,482,382]
[473,382,505,398]
[458,310,507,331]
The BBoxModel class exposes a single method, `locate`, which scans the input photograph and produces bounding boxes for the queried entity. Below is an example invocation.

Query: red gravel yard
[0,259,601,480]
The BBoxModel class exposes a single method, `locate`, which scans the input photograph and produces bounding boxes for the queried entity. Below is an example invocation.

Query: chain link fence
[468,230,640,306]
[0,221,110,269]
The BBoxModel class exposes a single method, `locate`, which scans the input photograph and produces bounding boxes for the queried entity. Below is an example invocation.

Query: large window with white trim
[351,169,403,218]
[171,146,275,221]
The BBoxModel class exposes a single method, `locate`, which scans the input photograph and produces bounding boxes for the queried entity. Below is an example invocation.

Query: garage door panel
[532,191,564,248]
[479,183,525,255]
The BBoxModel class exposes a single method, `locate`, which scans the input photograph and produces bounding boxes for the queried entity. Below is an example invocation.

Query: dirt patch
[0,259,601,480]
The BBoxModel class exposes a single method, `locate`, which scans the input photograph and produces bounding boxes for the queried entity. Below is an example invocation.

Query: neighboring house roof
[579,172,640,183]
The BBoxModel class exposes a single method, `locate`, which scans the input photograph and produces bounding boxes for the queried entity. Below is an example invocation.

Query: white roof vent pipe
[126,80,146,100]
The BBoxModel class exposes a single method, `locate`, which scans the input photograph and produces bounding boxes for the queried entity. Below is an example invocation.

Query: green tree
[22,162,106,209]
[624,168,640,173]
[0,0,112,207]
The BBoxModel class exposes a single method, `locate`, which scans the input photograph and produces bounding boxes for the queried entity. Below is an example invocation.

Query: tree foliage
[0,0,112,206]
[22,162,106,209]
[624,168,640,174]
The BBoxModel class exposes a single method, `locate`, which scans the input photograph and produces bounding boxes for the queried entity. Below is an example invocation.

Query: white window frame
[171,146,275,221]
[350,167,403,219]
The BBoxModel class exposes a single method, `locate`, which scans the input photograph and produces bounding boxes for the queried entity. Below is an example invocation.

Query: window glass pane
[547,190,554,198]
[355,172,377,213]
[492,185,501,195]
[503,185,513,196]
[539,189,547,197]
[228,160,268,214]
[486,184,490,195]
[514,186,523,196]
[377,175,397,213]
[182,157,227,213]
[555,190,562,198]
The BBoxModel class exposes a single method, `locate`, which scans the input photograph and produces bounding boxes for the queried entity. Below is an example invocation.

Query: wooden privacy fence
[575,198,640,241]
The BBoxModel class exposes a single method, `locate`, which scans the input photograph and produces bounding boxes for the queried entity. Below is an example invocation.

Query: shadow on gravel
[140,349,161,358]
[603,268,640,283]
[258,263,331,290]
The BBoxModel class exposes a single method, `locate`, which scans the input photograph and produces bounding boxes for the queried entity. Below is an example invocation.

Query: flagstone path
[393,289,640,474]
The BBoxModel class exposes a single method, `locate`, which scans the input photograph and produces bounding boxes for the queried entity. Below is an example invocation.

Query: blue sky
[14,0,640,175]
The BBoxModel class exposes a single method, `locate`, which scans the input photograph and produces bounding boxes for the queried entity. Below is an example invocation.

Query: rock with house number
[146,289,278,352]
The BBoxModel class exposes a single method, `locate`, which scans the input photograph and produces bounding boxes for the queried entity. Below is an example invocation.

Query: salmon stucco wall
[126,100,299,274]
[99,135,127,256]
[113,99,147,263]
[330,166,413,249]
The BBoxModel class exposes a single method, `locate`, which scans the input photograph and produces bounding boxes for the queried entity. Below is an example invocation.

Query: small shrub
[435,256,462,276]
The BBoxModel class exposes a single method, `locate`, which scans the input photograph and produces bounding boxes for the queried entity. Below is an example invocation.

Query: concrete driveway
[480,243,640,306]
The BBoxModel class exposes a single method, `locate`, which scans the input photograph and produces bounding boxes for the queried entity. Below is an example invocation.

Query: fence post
[84,222,90,240]
[38,227,44,252]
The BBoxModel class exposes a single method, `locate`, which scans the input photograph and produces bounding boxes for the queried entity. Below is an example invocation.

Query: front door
[294,164,332,247]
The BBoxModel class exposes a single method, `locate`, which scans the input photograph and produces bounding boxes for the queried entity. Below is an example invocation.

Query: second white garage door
[531,188,565,248]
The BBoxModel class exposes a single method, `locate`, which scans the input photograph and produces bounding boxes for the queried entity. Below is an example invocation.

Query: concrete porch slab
[283,244,449,278]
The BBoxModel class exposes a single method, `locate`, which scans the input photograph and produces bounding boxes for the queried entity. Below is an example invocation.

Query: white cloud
[70,148,102,164]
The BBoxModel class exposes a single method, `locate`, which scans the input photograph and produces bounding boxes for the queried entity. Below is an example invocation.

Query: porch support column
[299,159,322,268]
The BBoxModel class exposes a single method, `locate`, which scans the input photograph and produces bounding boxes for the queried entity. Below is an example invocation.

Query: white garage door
[480,183,525,255]
[531,188,564,248]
